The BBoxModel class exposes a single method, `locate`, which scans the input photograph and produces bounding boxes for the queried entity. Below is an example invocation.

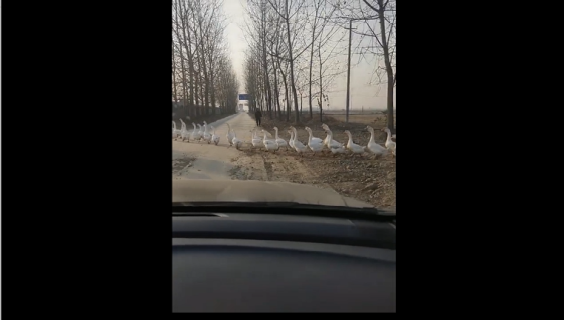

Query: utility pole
[345,19,354,124]
[344,19,359,124]
[339,16,376,123]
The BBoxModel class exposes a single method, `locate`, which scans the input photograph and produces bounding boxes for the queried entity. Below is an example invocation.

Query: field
[323,110,396,127]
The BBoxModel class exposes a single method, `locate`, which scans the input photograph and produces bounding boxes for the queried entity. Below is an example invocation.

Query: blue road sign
[238,94,249,101]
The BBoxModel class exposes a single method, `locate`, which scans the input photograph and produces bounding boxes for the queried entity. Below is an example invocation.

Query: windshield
[172,0,396,210]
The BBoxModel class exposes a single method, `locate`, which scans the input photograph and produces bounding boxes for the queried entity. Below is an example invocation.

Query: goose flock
[173,119,221,146]
[173,120,396,158]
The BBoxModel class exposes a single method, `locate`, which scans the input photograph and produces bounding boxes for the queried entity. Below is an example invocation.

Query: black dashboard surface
[173,213,396,312]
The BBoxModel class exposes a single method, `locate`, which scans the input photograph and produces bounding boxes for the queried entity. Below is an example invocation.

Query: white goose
[179,119,190,142]
[261,129,279,153]
[273,127,289,151]
[288,129,295,150]
[196,124,203,142]
[304,126,323,145]
[200,123,205,133]
[289,127,308,157]
[226,123,235,146]
[210,125,220,145]
[382,128,396,142]
[305,127,324,156]
[344,130,366,157]
[229,130,243,150]
[190,122,201,141]
[382,127,396,156]
[321,124,344,149]
[173,121,181,139]
[201,121,212,144]
[250,128,262,149]
[366,126,388,158]
[324,129,346,156]
[321,124,342,150]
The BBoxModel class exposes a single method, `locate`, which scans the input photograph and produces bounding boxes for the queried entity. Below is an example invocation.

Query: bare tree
[244,0,277,119]
[215,55,240,113]
[242,0,351,124]
[172,14,178,103]
[264,0,310,123]
[243,48,264,113]
[313,4,345,121]
[172,0,239,118]
[306,0,339,120]
[203,2,227,114]
[264,6,291,121]
[331,0,396,130]
[360,0,396,130]
[173,0,188,113]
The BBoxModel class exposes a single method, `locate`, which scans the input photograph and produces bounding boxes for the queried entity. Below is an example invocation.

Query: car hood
[172,179,376,209]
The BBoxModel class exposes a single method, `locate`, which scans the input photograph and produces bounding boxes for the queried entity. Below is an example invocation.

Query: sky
[223,0,395,111]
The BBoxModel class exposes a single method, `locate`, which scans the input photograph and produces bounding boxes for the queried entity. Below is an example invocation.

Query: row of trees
[242,0,396,130]
[172,0,240,117]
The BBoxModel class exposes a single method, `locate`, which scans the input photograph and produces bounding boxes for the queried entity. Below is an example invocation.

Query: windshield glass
[172,0,396,210]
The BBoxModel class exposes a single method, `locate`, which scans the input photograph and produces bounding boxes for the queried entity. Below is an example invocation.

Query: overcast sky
[223,0,395,110]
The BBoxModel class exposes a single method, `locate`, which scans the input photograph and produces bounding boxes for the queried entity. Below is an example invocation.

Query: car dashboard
[172,212,396,312]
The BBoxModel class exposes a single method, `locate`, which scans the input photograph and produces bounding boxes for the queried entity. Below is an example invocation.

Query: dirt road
[172,113,248,180]
[172,112,334,189]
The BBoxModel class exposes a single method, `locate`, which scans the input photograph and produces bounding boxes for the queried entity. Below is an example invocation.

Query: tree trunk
[263,63,272,119]
[377,0,394,131]
[272,59,281,119]
[318,45,323,122]
[175,0,188,114]
[308,40,315,120]
[300,92,303,116]
[196,20,210,115]
[209,48,216,115]
[172,41,178,102]
[284,0,300,123]
[200,51,209,114]
[172,1,177,103]
[261,7,272,120]
[179,0,195,117]
[280,68,290,122]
